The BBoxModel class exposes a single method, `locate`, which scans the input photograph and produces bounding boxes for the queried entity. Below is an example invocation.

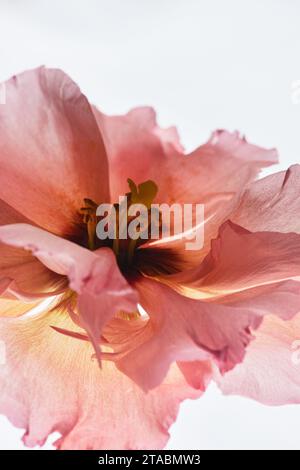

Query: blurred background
[0,0,300,450]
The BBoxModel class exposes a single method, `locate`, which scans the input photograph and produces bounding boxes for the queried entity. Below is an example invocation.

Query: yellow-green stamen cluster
[80,179,158,265]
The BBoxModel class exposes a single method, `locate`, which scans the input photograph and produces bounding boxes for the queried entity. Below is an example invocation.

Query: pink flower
[0,66,300,449]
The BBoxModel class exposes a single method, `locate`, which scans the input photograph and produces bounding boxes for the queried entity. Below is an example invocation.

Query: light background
[0,0,299,450]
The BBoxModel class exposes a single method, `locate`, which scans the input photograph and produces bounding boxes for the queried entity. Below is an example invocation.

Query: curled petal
[0,223,138,356]
[166,221,300,300]
[215,313,300,405]
[0,199,63,297]
[115,277,300,391]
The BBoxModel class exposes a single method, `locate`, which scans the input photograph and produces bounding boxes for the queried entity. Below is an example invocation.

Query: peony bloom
[0,66,300,449]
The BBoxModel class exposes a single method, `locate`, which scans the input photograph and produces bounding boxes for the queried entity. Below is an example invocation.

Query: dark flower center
[79,179,180,276]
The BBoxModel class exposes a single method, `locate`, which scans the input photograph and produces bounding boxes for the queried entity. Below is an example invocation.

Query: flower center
[80,178,159,268]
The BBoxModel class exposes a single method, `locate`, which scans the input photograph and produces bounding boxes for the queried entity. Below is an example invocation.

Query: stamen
[80,198,98,250]
[127,238,137,265]
[125,178,158,264]
[80,179,159,265]
[112,238,119,256]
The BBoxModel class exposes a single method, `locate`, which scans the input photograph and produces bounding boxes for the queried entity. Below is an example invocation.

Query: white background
[0,0,300,450]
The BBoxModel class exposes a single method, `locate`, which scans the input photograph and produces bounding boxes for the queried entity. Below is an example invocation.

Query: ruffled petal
[177,360,212,391]
[0,310,203,449]
[166,221,300,300]
[94,106,277,263]
[0,67,109,236]
[215,313,300,405]
[231,164,300,233]
[94,107,276,202]
[114,277,300,391]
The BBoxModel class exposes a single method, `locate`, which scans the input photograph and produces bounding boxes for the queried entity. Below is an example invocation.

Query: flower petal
[0,244,63,299]
[215,313,300,405]
[0,277,65,302]
[0,298,41,318]
[0,67,109,235]
[0,223,110,288]
[115,277,300,391]
[94,107,276,202]
[231,164,300,233]
[94,106,277,262]
[76,256,138,362]
[0,310,202,449]
[177,360,212,391]
[0,199,60,296]
[166,221,300,300]
[0,223,138,351]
